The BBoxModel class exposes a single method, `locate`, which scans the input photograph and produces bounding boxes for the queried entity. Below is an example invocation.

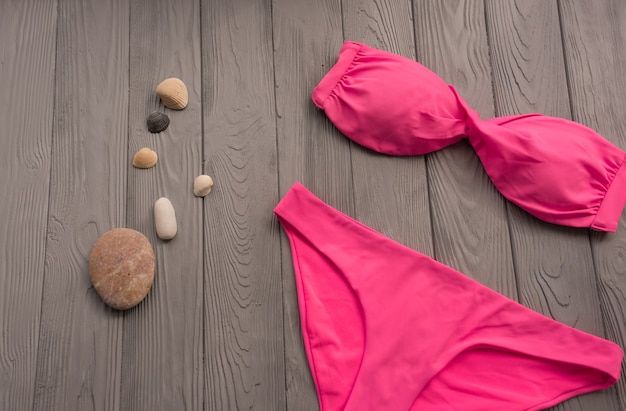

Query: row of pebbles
[89,77,214,311]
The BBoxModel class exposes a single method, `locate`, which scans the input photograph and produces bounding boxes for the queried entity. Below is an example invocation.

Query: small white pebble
[193,175,214,197]
[154,197,177,240]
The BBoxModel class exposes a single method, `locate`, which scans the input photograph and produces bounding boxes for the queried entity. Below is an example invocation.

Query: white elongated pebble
[154,197,177,240]
[193,175,214,197]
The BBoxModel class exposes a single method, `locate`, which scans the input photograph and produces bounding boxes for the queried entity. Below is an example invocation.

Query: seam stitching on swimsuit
[590,152,626,229]
[320,43,363,108]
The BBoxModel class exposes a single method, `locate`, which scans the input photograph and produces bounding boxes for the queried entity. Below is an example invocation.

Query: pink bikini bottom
[274,182,623,411]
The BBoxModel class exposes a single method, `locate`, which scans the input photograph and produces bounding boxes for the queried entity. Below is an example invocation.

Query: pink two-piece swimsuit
[275,41,626,410]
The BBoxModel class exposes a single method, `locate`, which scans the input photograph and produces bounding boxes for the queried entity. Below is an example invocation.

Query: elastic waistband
[312,41,363,109]
[591,153,626,232]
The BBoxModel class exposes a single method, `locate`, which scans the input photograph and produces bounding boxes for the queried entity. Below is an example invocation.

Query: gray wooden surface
[0,0,624,410]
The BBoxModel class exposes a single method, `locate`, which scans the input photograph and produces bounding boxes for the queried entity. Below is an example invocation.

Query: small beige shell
[132,148,158,169]
[156,77,188,110]
[193,175,214,197]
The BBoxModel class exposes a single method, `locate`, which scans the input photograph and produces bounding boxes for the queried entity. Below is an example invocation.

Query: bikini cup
[312,41,626,232]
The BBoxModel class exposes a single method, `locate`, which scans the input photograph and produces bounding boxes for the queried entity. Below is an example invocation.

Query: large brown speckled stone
[89,228,155,310]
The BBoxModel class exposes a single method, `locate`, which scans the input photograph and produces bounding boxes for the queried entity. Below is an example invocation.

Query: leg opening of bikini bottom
[411,346,616,411]
[280,216,366,411]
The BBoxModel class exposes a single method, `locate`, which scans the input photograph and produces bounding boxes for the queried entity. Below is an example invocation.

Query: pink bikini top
[312,41,626,232]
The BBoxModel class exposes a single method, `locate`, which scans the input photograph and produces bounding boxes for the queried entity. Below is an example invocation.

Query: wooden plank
[485,1,619,409]
[342,0,433,255]
[560,0,626,407]
[412,0,517,298]
[200,0,284,409]
[0,1,57,409]
[32,1,128,410]
[272,0,353,409]
[123,0,203,409]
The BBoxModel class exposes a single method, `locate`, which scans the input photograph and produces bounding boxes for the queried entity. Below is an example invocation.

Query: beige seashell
[193,175,214,197]
[154,197,177,240]
[156,77,188,110]
[132,148,158,169]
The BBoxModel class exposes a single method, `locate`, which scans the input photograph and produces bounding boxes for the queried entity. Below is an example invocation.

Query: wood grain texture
[0,1,624,410]
[486,1,618,409]
[342,0,433,256]
[487,0,569,117]
[272,0,353,409]
[123,0,203,409]
[412,0,517,298]
[32,1,128,410]
[0,1,57,409]
[201,0,284,409]
[560,0,626,407]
